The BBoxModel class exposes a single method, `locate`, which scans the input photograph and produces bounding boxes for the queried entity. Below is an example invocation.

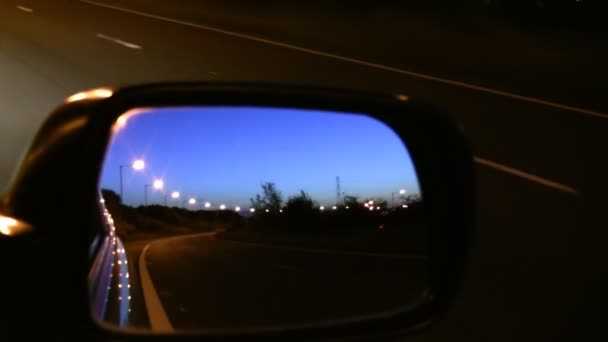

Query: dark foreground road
[140,233,427,331]
[1,0,607,340]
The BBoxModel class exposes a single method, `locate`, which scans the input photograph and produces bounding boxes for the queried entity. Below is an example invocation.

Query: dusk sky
[100,106,421,208]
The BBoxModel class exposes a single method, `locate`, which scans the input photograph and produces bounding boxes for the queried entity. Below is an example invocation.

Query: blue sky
[100,106,421,208]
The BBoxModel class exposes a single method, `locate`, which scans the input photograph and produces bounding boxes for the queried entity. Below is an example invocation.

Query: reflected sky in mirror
[100,107,420,207]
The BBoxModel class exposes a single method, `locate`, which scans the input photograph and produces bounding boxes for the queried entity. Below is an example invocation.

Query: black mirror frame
[1,82,474,341]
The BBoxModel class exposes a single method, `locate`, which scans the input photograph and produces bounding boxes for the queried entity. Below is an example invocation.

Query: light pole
[144,184,149,206]
[119,159,145,202]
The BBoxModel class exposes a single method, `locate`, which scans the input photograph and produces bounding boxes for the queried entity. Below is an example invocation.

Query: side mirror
[0,83,474,340]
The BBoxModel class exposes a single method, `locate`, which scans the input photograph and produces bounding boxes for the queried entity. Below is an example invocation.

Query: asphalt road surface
[1,0,607,340]
[140,233,427,331]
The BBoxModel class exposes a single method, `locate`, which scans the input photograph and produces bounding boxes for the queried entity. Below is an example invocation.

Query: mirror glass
[91,106,427,333]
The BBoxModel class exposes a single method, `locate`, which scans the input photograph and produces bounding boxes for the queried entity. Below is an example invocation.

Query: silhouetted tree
[285,190,317,213]
[343,195,361,208]
[250,182,283,211]
[101,188,121,206]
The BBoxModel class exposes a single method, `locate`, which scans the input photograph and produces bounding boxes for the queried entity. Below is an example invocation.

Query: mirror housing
[0,83,474,340]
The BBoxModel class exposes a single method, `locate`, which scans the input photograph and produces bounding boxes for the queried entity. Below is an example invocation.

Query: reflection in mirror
[91,106,427,333]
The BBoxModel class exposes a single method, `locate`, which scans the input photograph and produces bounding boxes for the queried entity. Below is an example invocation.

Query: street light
[153,179,164,190]
[171,191,180,199]
[250,208,255,213]
[132,160,145,171]
[188,198,196,205]
[219,204,226,210]
[399,189,406,195]
[320,206,325,211]
[235,206,241,212]
[119,159,145,201]
[204,202,211,208]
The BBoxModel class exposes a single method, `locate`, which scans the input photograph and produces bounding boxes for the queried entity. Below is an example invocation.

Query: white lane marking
[80,0,608,120]
[217,237,426,260]
[474,157,577,195]
[139,243,174,333]
[96,33,142,49]
[17,5,33,12]
[137,232,216,332]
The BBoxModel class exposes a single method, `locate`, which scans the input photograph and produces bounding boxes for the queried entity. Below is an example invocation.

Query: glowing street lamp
[399,189,406,195]
[132,159,145,171]
[219,204,226,210]
[171,191,180,199]
[250,208,255,213]
[235,206,241,212]
[320,206,325,211]
[188,198,196,205]
[153,179,164,190]
[204,202,211,208]
[332,206,337,210]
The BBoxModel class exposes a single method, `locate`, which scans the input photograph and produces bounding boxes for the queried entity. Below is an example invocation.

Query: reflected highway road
[1,0,607,340]
[138,232,426,331]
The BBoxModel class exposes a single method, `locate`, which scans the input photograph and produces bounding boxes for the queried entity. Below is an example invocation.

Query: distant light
[204,202,211,208]
[399,189,406,195]
[364,203,369,207]
[376,206,380,210]
[132,159,145,171]
[265,209,269,213]
[171,191,180,199]
[345,206,349,209]
[369,207,374,211]
[402,204,409,208]
[368,200,374,205]
[66,87,113,103]
[153,179,164,190]
[279,209,283,213]
[332,206,337,210]
[250,208,255,213]
[220,204,226,210]
[320,206,325,211]
[188,198,196,205]
[235,206,241,212]
[100,199,105,203]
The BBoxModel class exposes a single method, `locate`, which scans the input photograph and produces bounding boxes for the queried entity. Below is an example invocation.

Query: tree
[285,190,317,213]
[343,195,361,208]
[101,188,122,206]
[250,182,283,211]
[400,194,422,206]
